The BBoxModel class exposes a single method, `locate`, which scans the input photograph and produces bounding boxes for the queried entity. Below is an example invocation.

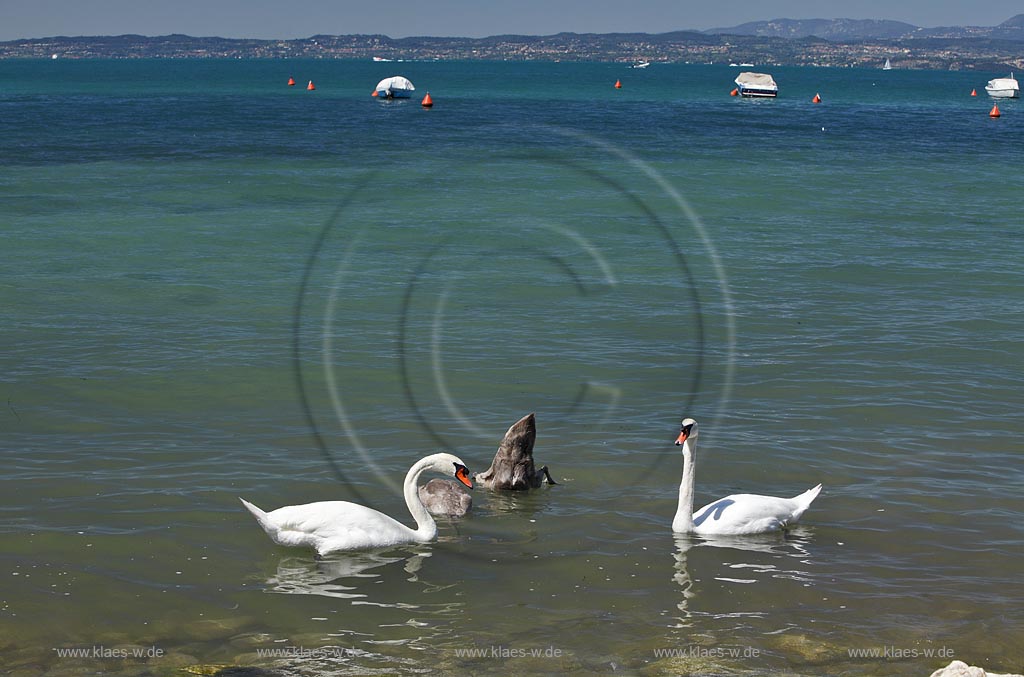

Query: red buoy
[812,93,821,103]
[730,88,738,97]
[971,88,977,96]
[614,79,622,89]
[990,104,1001,118]
[307,80,315,91]
[287,77,295,87]
[421,92,433,108]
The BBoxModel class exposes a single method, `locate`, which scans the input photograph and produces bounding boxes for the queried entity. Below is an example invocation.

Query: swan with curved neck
[672,419,821,535]
[240,453,472,555]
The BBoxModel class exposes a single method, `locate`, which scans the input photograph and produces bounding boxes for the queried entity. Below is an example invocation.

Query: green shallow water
[1,59,1023,676]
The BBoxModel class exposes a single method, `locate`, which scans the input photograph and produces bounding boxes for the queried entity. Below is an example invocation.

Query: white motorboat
[734,72,778,98]
[985,73,1019,98]
[374,75,415,99]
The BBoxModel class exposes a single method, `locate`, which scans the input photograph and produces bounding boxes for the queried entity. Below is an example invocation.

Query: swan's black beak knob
[454,464,473,489]
[675,423,693,445]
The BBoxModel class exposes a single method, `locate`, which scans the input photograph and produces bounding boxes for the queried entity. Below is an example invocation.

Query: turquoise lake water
[1,59,1023,676]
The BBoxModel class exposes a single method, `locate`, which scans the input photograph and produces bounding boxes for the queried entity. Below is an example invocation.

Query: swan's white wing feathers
[692,493,809,535]
[265,501,416,553]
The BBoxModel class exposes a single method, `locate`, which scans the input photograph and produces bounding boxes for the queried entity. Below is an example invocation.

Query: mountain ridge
[2,16,1023,70]
[705,14,1024,40]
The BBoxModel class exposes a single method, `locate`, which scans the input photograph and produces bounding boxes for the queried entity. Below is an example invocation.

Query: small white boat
[632,61,650,69]
[734,72,778,98]
[985,73,1019,98]
[882,58,892,70]
[375,75,415,99]
[372,56,392,62]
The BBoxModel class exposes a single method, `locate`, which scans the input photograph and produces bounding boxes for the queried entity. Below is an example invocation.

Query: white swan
[672,419,821,535]
[240,453,472,555]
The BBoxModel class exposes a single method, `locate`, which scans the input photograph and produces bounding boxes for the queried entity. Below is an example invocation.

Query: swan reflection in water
[672,526,816,622]
[266,549,436,603]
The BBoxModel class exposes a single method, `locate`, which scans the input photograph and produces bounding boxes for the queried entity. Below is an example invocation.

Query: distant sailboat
[882,58,892,70]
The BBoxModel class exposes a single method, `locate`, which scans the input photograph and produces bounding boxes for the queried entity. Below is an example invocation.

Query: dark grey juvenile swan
[474,413,557,490]
[418,478,473,517]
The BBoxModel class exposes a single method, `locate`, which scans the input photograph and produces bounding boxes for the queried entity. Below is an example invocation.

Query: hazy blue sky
[2,0,1021,41]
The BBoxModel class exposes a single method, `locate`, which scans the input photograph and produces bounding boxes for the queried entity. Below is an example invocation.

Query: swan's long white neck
[403,457,438,542]
[672,437,697,533]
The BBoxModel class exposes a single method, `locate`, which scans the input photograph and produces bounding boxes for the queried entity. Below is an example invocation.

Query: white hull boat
[375,75,415,99]
[985,73,1019,98]
[734,72,778,98]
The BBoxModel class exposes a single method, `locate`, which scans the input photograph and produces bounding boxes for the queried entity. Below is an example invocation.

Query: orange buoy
[971,88,977,96]
[421,92,433,108]
[287,77,295,87]
[990,104,1001,118]
[730,88,738,96]
[371,90,379,97]
[614,79,622,89]
[812,93,821,103]
[307,80,315,91]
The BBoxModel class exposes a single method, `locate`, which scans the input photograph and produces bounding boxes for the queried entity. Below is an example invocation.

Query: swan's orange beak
[675,430,689,445]
[455,464,473,489]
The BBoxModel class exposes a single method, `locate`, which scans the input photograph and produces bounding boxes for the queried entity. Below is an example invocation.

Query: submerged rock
[182,665,278,676]
[770,632,845,665]
[174,616,255,642]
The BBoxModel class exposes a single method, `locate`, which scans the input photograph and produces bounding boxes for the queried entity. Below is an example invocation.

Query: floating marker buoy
[730,88,738,96]
[421,92,433,108]
[990,104,1001,118]
[287,77,295,87]
[812,93,821,103]
[614,79,622,89]
[971,88,977,96]
[371,90,379,97]
[307,80,315,91]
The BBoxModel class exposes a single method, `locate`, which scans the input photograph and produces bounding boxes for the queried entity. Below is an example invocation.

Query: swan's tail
[790,483,822,521]
[239,497,277,537]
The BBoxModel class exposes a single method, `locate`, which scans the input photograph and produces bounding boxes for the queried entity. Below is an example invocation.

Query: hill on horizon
[705,14,1024,40]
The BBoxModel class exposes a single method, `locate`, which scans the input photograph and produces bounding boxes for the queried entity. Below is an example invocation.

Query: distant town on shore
[3,15,1023,70]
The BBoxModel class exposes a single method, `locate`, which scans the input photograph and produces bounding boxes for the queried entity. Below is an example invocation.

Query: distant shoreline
[2,30,1023,71]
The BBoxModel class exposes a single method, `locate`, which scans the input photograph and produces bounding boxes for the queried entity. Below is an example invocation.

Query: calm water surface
[1,59,1022,676]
